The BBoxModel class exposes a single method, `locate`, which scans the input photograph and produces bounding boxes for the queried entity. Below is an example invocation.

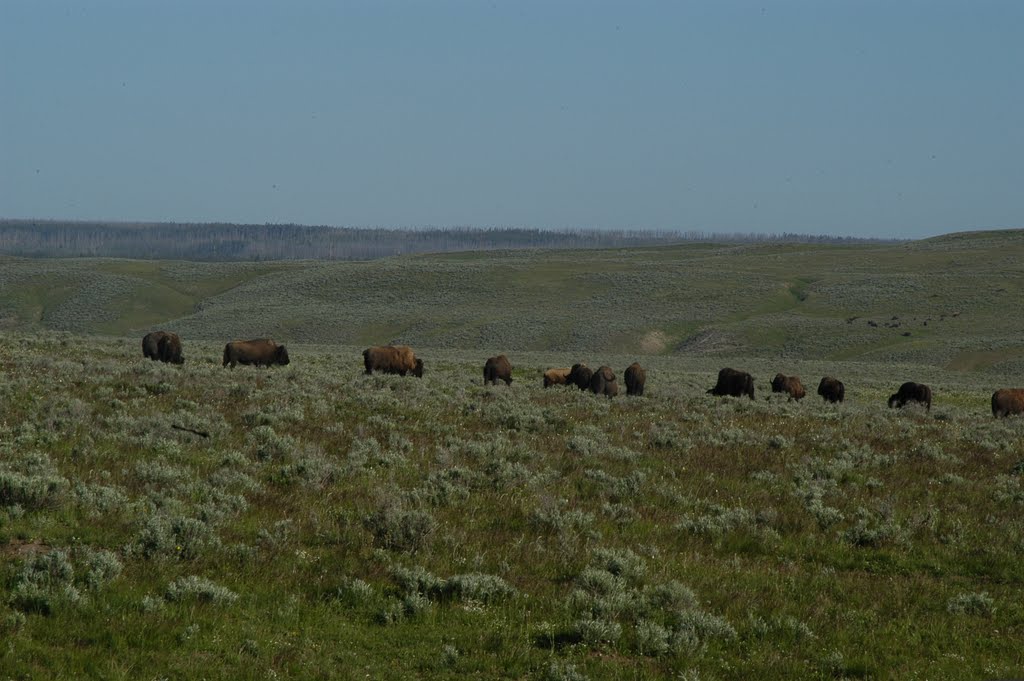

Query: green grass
[2,232,1024,678]
[1,231,1023,367]
[2,335,1024,679]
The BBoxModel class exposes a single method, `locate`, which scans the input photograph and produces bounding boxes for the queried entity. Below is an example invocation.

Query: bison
[157,333,184,365]
[817,376,845,403]
[142,331,184,365]
[362,345,424,377]
[589,365,618,397]
[483,355,513,386]
[223,339,290,368]
[543,367,571,388]
[888,381,931,410]
[567,363,594,391]
[770,373,805,401]
[624,362,646,396]
[991,388,1024,417]
[708,368,754,400]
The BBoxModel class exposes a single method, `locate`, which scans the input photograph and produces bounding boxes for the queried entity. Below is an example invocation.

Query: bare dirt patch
[639,331,668,354]
[1,539,50,558]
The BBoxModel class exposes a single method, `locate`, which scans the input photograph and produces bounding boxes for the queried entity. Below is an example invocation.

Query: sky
[2,1,1023,239]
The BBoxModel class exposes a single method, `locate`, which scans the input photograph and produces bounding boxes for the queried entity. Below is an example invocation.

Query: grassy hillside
[2,231,1024,676]
[2,336,1024,679]
[2,230,1024,371]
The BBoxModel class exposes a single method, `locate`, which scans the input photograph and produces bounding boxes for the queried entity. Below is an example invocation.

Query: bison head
[413,358,424,378]
[276,345,291,365]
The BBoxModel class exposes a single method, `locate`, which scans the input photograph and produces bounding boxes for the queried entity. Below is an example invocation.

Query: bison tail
[222,345,230,367]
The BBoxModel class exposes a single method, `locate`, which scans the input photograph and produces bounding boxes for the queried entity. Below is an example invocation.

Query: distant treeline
[0,219,894,261]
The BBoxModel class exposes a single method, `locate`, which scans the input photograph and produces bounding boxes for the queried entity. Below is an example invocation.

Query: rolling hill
[2,230,1023,372]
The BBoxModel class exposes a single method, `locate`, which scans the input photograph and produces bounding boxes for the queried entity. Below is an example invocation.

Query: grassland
[1,230,1023,370]
[2,232,1024,679]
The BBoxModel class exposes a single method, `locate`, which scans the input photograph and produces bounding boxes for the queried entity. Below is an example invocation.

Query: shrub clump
[946,591,995,617]
[164,576,239,605]
[389,565,516,605]
[364,503,436,553]
[560,549,735,655]
[8,547,122,616]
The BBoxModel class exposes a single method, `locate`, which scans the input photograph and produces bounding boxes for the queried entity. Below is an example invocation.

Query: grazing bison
[483,355,513,386]
[543,367,571,388]
[770,373,805,401]
[589,366,618,397]
[624,362,646,396]
[888,381,932,410]
[362,345,424,377]
[157,333,184,365]
[142,331,184,365]
[223,339,290,368]
[817,376,845,403]
[991,389,1024,417]
[708,368,755,400]
[567,363,594,391]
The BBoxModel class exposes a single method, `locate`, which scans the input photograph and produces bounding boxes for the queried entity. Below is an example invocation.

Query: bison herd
[140,330,1024,417]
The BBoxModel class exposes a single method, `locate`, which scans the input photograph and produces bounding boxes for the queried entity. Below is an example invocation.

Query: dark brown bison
[589,366,618,397]
[991,389,1024,417]
[708,368,754,400]
[567,363,594,391]
[624,362,646,396]
[770,373,805,401]
[362,345,424,377]
[543,367,571,388]
[223,339,290,368]
[817,376,845,403]
[483,355,513,386]
[142,331,184,365]
[888,381,931,410]
[157,333,184,365]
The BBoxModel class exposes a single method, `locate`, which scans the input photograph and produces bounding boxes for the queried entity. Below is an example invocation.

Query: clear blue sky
[2,1,1022,238]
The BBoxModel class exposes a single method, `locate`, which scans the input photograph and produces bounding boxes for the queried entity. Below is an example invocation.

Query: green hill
[3,231,1023,371]
[3,233,1024,679]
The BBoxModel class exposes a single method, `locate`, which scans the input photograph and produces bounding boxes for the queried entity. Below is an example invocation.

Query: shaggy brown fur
[362,345,423,377]
[708,368,755,400]
[991,388,1024,417]
[483,355,513,386]
[817,376,845,403]
[770,373,805,401]
[624,362,646,396]
[142,331,183,365]
[223,339,290,368]
[589,365,618,397]
[543,368,571,388]
[888,381,931,410]
[157,333,184,365]
[567,363,594,391]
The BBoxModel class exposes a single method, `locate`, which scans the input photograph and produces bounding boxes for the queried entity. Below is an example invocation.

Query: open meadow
[2,233,1024,679]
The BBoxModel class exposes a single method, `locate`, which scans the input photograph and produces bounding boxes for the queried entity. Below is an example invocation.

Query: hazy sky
[2,1,1022,238]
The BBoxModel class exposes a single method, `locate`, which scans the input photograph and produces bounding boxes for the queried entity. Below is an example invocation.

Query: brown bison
[483,355,513,386]
[223,339,290,368]
[362,345,424,377]
[888,381,931,410]
[142,331,184,365]
[991,389,1024,417]
[770,373,805,401]
[543,367,571,388]
[708,368,754,400]
[567,363,594,391]
[589,366,618,397]
[624,362,646,396]
[817,376,845,403]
